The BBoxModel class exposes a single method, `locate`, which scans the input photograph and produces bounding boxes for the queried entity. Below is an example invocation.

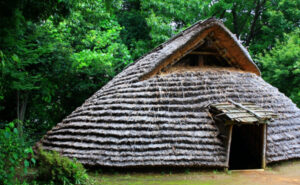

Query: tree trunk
[20,93,28,123]
[16,91,29,141]
[245,0,267,46]
[16,91,28,122]
[17,90,20,120]
[232,3,240,38]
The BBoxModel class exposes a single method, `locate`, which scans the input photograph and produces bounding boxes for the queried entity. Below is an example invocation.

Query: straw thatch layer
[40,70,300,167]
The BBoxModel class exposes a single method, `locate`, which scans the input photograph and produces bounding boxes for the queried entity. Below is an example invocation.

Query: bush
[0,122,35,184]
[37,149,91,185]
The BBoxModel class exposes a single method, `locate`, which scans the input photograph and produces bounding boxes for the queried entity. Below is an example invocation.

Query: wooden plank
[228,99,262,119]
[218,109,272,114]
[237,117,259,123]
[226,112,253,118]
[210,101,276,125]
[189,51,219,55]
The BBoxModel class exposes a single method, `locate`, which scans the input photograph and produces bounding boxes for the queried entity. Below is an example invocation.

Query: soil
[89,160,300,185]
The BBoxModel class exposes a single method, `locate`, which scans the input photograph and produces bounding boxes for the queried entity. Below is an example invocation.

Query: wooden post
[262,124,267,169]
[198,55,204,66]
[226,125,233,169]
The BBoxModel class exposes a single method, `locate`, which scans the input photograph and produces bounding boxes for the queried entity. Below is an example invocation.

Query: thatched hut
[38,18,300,170]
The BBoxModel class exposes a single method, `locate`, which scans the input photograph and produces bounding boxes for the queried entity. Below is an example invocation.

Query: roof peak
[136,18,260,80]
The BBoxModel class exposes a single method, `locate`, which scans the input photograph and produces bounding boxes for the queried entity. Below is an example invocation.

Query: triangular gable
[140,18,260,80]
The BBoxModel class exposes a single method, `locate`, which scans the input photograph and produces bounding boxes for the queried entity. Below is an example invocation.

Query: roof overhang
[210,100,277,125]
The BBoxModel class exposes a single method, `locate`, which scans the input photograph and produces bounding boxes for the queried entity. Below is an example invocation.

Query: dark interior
[229,124,264,170]
[174,54,231,67]
[161,38,232,73]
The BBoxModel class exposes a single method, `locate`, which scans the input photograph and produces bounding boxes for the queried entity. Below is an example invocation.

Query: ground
[89,160,300,185]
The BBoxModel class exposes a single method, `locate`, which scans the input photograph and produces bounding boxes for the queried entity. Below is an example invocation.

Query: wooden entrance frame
[226,124,267,170]
[209,100,276,170]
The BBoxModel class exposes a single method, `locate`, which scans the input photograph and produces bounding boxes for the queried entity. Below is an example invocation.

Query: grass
[88,160,300,185]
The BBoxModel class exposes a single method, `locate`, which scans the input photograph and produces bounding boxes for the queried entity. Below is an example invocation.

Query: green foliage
[0,122,35,184]
[0,0,71,49]
[209,0,300,54]
[37,149,90,185]
[258,30,300,107]
[140,0,209,46]
[0,0,133,144]
[116,0,152,59]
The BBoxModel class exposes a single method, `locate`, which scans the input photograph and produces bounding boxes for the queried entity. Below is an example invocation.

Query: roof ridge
[123,18,222,71]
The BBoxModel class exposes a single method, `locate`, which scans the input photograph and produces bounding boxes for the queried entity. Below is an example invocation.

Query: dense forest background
[0,0,299,146]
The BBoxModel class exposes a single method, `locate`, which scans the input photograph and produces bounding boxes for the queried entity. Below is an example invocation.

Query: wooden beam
[189,51,219,55]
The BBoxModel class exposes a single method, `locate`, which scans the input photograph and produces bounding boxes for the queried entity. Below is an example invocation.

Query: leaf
[24,159,29,168]
[4,131,10,138]
[8,122,14,128]
[13,153,18,160]
[13,128,18,134]
[11,54,20,63]
[25,147,33,154]
[31,158,36,165]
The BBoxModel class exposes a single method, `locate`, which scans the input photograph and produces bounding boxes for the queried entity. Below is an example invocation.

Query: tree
[140,0,210,46]
[258,29,300,107]
[0,0,133,144]
[0,0,72,125]
[116,0,152,59]
[209,0,300,54]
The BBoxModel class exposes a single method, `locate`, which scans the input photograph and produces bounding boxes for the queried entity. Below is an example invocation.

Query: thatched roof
[38,18,300,168]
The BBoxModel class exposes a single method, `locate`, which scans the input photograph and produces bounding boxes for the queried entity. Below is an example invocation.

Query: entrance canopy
[210,100,277,125]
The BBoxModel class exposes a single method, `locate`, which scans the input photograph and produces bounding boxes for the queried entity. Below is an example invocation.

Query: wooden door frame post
[225,125,233,171]
[262,124,267,169]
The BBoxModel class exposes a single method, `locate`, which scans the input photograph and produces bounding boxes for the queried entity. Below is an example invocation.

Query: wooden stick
[228,99,262,119]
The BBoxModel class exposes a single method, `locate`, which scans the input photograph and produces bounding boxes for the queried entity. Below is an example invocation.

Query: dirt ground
[89,160,300,185]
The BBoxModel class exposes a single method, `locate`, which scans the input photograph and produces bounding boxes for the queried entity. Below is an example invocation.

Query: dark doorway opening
[229,125,264,170]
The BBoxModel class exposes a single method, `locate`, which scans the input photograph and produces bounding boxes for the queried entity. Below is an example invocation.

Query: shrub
[37,149,91,185]
[0,122,35,184]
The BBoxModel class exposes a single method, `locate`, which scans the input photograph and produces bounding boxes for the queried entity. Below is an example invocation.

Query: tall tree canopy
[258,30,300,106]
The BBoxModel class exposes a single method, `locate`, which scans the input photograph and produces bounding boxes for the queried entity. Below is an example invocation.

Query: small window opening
[160,39,233,74]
